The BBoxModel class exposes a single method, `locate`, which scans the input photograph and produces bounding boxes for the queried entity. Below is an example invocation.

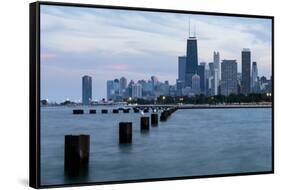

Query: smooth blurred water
[40,106,272,186]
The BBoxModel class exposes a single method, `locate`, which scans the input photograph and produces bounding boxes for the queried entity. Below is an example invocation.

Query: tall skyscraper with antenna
[185,19,198,87]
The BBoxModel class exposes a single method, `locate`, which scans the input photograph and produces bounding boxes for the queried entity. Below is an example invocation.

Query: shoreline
[41,103,272,109]
[129,104,272,109]
[177,104,272,109]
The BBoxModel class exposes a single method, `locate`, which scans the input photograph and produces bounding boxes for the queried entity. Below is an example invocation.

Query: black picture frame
[29,1,274,188]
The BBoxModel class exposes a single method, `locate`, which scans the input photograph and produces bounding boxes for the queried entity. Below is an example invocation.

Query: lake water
[40,106,272,186]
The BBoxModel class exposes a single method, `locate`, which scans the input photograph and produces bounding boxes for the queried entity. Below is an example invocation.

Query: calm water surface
[40,106,272,185]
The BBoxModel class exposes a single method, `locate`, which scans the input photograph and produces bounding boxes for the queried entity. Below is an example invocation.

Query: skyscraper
[127,80,135,97]
[82,75,92,105]
[209,62,214,78]
[176,79,185,96]
[106,80,114,100]
[204,63,210,95]
[251,61,258,92]
[237,72,242,94]
[241,48,251,94]
[132,83,142,98]
[221,60,238,96]
[178,56,186,81]
[119,77,127,96]
[197,63,205,94]
[200,62,206,66]
[208,62,217,95]
[185,34,198,87]
[192,74,200,95]
[213,51,220,80]
[213,51,220,95]
[151,76,158,88]
[214,69,218,95]
[113,79,120,96]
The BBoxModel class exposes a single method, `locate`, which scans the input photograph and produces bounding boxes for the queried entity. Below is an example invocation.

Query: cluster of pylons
[160,107,178,121]
[72,108,131,114]
[65,106,178,176]
[72,107,169,115]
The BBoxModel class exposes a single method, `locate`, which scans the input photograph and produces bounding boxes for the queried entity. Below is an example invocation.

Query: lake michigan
[40,106,272,185]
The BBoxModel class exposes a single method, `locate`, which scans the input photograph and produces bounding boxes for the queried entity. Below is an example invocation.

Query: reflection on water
[140,130,150,137]
[118,144,133,153]
[40,106,272,186]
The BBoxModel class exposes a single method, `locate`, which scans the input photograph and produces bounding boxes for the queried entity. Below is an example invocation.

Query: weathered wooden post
[151,113,158,126]
[73,109,84,114]
[64,134,90,176]
[140,117,150,131]
[101,109,108,114]
[123,108,130,113]
[143,108,149,113]
[119,122,132,144]
[89,109,96,114]
[112,109,119,113]
[160,111,168,121]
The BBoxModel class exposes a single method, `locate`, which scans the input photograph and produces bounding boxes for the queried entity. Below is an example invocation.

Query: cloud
[40,5,272,101]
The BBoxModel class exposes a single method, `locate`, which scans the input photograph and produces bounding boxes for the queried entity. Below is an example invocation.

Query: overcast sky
[40,5,272,102]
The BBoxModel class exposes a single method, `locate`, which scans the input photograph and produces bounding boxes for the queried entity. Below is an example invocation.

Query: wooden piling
[134,108,140,113]
[89,109,96,114]
[101,109,108,114]
[64,135,90,176]
[73,109,84,114]
[119,122,132,144]
[160,111,168,121]
[140,117,150,131]
[113,109,119,113]
[143,108,149,113]
[151,113,158,126]
[123,108,130,113]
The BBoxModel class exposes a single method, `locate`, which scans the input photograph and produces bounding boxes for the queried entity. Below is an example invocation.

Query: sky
[40,5,272,102]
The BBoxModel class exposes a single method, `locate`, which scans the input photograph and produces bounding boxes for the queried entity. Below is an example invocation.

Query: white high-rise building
[132,83,142,98]
[214,51,220,80]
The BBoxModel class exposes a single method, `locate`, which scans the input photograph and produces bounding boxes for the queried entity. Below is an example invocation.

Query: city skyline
[40,5,272,101]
